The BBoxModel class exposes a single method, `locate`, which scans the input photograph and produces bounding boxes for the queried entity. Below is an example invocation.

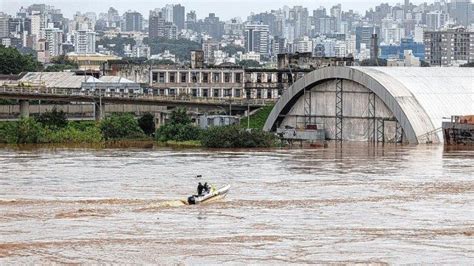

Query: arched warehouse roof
[264,66,474,144]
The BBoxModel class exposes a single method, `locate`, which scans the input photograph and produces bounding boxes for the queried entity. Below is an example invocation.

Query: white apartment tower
[44,27,63,57]
[74,30,96,54]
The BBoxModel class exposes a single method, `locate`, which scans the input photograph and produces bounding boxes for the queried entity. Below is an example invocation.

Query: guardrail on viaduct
[0,86,276,108]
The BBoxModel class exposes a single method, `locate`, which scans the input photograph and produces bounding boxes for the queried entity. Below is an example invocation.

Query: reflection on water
[0,143,473,264]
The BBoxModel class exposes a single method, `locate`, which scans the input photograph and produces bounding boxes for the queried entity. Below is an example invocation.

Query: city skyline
[2,0,430,20]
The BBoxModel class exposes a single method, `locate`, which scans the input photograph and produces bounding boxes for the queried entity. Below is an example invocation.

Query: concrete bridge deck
[0,86,275,110]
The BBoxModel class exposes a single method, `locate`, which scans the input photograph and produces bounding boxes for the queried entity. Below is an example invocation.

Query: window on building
[246,89,251,99]
[213,73,220,83]
[169,89,176,95]
[192,89,198,97]
[234,89,241,97]
[224,73,231,83]
[235,73,242,83]
[267,89,272,99]
[169,72,176,83]
[191,72,198,83]
[267,74,272,83]
[213,89,220,97]
[257,73,262,83]
[202,72,209,83]
[256,89,262,99]
[180,72,187,83]
[287,73,293,83]
[203,89,209,97]
[152,72,158,83]
[277,73,283,83]
[224,89,232,97]
[159,72,165,83]
[159,89,165,95]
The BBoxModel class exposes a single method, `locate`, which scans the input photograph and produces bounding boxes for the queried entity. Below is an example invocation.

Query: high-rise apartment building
[245,24,269,55]
[0,13,9,38]
[149,10,177,39]
[355,25,380,52]
[31,11,44,40]
[149,10,165,38]
[44,27,63,57]
[173,4,185,31]
[74,30,96,54]
[123,11,143,32]
[449,0,472,27]
[424,27,474,66]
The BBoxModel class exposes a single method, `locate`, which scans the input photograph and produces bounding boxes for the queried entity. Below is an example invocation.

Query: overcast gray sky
[2,0,426,19]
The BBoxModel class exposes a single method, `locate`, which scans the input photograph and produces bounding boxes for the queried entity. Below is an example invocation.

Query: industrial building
[264,67,474,145]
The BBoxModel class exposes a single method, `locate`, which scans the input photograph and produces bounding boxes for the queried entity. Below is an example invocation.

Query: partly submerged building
[264,67,474,144]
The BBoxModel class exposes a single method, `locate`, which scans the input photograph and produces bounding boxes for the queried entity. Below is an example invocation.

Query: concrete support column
[19,100,29,118]
[94,102,105,121]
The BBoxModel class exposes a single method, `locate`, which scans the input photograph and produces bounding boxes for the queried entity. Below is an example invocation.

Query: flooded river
[0,144,473,264]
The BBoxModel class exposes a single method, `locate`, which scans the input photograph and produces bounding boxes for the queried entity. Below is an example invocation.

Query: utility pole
[247,100,250,129]
[228,94,232,116]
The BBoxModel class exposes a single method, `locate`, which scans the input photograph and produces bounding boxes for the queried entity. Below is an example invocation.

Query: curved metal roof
[264,66,474,144]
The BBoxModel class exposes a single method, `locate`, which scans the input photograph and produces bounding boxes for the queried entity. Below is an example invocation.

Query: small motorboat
[186,184,231,205]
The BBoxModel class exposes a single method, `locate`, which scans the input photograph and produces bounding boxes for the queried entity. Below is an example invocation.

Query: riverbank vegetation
[156,108,276,148]
[0,107,277,148]
[0,109,146,144]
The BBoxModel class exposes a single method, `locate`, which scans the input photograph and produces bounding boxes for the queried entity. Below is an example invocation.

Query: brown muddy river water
[0,144,473,264]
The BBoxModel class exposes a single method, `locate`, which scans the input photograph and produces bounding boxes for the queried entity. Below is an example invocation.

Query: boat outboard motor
[187,195,196,205]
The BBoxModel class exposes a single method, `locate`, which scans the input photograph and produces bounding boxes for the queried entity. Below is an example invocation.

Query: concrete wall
[0,104,167,118]
[280,79,400,142]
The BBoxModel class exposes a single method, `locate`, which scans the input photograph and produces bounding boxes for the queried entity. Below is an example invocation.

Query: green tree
[146,59,175,65]
[168,108,192,125]
[143,37,201,61]
[221,45,245,56]
[200,125,275,148]
[44,55,79,72]
[138,113,156,136]
[155,108,203,142]
[238,60,260,68]
[96,37,136,57]
[99,113,145,140]
[155,123,202,142]
[0,45,42,74]
[35,107,68,129]
[16,118,43,144]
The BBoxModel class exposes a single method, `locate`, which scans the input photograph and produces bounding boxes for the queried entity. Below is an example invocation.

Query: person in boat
[203,182,210,194]
[197,182,205,196]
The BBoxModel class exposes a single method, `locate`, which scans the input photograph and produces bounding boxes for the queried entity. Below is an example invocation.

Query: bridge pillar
[94,102,105,121]
[19,100,29,118]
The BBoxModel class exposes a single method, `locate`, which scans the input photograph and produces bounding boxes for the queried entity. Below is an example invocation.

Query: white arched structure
[264,67,474,144]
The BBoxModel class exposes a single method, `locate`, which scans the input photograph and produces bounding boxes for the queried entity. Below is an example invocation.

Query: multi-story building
[30,11,44,43]
[295,36,313,53]
[0,13,9,38]
[424,27,474,66]
[172,4,185,31]
[426,11,448,30]
[149,10,165,38]
[74,30,96,54]
[202,39,220,63]
[44,27,63,57]
[244,24,269,55]
[123,11,143,32]
[448,0,472,27]
[355,25,380,52]
[149,10,177,39]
